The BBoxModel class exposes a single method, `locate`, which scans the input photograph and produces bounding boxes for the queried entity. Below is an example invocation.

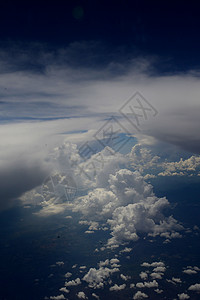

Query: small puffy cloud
[183,269,197,275]
[110,258,120,265]
[64,272,72,278]
[150,272,163,280]
[178,293,190,299]
[65,278,81,287]
[154,289,163,294]
[130,283,135,288]
[142,262,163,268]
[59,287,69,293]
[50,295,65,300]
[172,277,182,284]
[77,291,87,299]
[92,293,100,299]
[120,274,131,281]
[56,261,64,266]
[136,280,158,289]
[139,272,148,280]
[188,283,200,292]
[183,266,200,275]
[133,291,148,299]
[153,266,166,273]
[109,283,126,291]
[120,247,132,253]
[83,260,120,288]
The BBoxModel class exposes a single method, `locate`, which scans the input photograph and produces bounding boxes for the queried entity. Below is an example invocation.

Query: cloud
[139,272,148,280]
[65,278,81,287]
[130,143,200,178]
[178,293,190,299]
[83,259,120,288]
[183,269,197,275]
[150,273,163,280]
[133,291,148,299]
[109,284,126,291]
[92,293,100,300]
[56,261,64,266]
[188,283,200,292]
[183,266,200,275]
[77,291,87,299]
[120,274,131,281]
[136,280,158,288]
[154,289,163,294]
[2,42,200,214]
[59,287,69,294]
[64,272,72,278]
[49,295,65,300]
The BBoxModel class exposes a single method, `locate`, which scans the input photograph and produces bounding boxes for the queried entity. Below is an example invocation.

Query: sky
[1,1,200,299]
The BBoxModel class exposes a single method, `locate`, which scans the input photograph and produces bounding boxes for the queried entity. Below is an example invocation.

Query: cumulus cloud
[64,272,72,278]
[141,262,165,268]
[56,261,64,266]
[178,293,190,299]
[72,161,183,247]
[59,287,69,294]
[109,283,126,291]
[120,274,131,281]
[136,280,158,289]
[49,295,65,300]
[83,259,120,288]
[154,289,163,294]
[188,283,200,292]
[77,291,87,299]
[183,266,200,275]
[65,278,81,287]
[139,272,148,280]
[92,293,100,300]
[130,143,200,178]
[133,291,148,299]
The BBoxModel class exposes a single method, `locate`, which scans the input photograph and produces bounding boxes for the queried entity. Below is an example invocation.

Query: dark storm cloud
[0,161,48,210]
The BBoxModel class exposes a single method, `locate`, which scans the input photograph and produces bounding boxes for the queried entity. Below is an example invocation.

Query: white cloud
[109,283,126,291]
[141,262,165,268]
[120,274,131,281]
[183,269,197,275]
[133,291,148,299]
[83,259,120,289]
[178,293,190,299]
[2,46,200,214]
[56,261,64,266]
[83,267,119,288]
[77,291,87,299]
[50,295,65,300]
[92,293,100,299]
[188,283,200,292]
[64,272,72,278]
[150,273,163,280]
[120,247,132,253]
[65,278,81,287]
[172,277,182,284]
[139,272,148,280]
[153,266,166,273]
[136,280,158,288]
[183,266,200,275]
[59,287,69,293]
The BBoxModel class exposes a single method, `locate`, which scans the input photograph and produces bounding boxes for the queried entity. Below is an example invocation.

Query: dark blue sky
[0,0,200,72]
